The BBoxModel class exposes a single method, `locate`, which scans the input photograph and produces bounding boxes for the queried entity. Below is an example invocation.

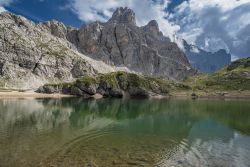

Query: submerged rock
[191,92,198,99]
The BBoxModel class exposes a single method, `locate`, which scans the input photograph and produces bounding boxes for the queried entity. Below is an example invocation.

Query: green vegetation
[98,72,120,88]
[39,71,191,96]
[37,42,49,49]
[43,82,75,90]
[94,71,189,93]
[185,57,250,91]
[76,76,97,87]
[37,58,250,98]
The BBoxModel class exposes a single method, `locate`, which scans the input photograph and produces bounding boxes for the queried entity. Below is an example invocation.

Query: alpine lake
[0,97,250,167]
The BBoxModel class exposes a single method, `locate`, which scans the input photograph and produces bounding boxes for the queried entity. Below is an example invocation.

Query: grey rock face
[108,7,136,25]
[183,40,231,73]
[70,86,92,98]
[74,7,195,80]
[0,8,195,90]
[37,71,176,98]
[129,87,150,98]
[0,12,124,89]
[109,88,123,98]
[75,80,97,95]
[38,20,67,39]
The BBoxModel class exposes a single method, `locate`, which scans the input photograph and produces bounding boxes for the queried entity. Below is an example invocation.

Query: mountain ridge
[41,7,195,80]
[182,39,231,73]
[0,11,131,89]
[0,7,196,89]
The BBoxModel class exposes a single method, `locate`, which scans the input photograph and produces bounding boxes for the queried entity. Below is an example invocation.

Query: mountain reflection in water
[0,98,250,167]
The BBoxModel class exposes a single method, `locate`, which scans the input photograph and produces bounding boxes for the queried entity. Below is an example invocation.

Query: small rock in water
[191,92,198,99]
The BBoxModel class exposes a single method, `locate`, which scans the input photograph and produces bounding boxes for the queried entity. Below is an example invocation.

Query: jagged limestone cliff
[74,7,194,80]
[0,7,195,89]
[0,12,129,89]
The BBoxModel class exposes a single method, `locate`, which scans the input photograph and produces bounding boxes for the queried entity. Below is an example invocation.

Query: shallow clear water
[0,98,250,167]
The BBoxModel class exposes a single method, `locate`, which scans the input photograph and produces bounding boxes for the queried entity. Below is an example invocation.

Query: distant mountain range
[182,40,231,73]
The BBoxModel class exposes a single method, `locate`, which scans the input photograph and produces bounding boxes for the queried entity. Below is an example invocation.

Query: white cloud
[0,6,6,13]
[68,0,179,39]
[185,0,250,12]
[171,0,250,59]
[67,0,250,59]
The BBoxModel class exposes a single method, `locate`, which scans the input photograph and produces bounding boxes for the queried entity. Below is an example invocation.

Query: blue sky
[3,0,185,27]
[0,0,250,59]
[4,0,83,27]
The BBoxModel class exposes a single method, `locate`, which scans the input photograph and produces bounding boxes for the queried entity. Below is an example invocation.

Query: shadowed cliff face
[0,7,195,89]
[0,12,131,89]
[75,7,195,80]
[40,7,195,81]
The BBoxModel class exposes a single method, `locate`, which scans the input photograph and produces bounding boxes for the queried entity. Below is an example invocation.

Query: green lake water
[0,98,250,167]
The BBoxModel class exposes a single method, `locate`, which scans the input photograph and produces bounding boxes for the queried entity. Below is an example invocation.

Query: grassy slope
[185,57,250,91]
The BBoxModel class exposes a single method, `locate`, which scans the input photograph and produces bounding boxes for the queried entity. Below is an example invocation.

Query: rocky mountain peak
[0,8,195,90]
[38,20,67,39]
[0,12,34,28]
[0,11,126,89]
[147,20,159,29]
[216,49,228,55]
[183,39,231,73]
[108,7,136,25]
[75,7,194,80]
[143,20,162,38]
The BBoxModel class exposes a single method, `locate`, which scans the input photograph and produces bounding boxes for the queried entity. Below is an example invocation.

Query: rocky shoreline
[35,71,179,99]
[1,8,249,98]
[0,90,72,98]
[1,89,250,100]
[33,70,250,100]
[2,57,249,100]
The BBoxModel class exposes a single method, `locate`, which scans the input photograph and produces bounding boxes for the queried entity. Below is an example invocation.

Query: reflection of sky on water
[0,98,250,166]
[159,119,250,167]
